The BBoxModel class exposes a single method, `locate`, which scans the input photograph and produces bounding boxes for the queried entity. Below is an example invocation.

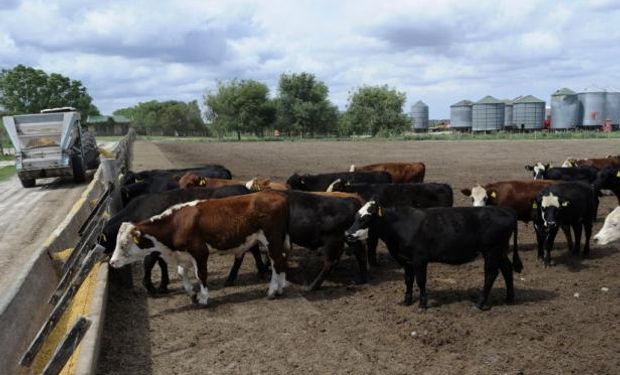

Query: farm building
[86,115,131,136]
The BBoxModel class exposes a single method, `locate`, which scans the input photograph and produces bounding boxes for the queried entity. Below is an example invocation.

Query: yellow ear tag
[132,235,140,244]
[562,201,570,207]
[490,191,497,198]
[378,207,384,217]
[616,170,620,177]
[532,202,538,208]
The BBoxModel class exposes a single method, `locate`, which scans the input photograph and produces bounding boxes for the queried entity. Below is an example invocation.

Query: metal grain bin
[472,96,504,131]
[550,88,579,129]
[449,100,473,130]
[503,99,514,128]
[578,89,607,127]
[606,90,620,126]
[411,100,429,132]
[513,95,546,130]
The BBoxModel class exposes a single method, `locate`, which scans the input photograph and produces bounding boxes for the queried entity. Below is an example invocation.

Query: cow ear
[460,188,471,196]
[377,206,384,217]
[561,201,570,207]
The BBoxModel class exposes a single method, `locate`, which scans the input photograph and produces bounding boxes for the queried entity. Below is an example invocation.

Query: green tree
[340,85,409,136]
[0,64,99,120]
[204,79,275,140]
[275,72,338,136]
[113,100,206,136]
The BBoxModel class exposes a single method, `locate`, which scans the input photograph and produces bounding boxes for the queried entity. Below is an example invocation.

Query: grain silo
[513,95,546,130]
[472,96,505,131]
[449,100,473,131]
[503,99,514,128]
[578,89,607,128]
[550,88,579,130]
[411,100,429,132]
[606,90,620,126]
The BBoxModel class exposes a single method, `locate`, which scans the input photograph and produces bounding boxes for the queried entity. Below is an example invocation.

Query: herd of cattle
[103,156,620,311]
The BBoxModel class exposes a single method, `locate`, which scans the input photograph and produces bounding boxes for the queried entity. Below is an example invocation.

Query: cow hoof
[156,286,170,294]
[475,303,491,311]
[224,279,235,287]
[505,297,515,305]
[190,294,199,304]
[400,294,413,306]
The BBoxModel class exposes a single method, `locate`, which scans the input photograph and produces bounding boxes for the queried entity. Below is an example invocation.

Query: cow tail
[512,218,523,273]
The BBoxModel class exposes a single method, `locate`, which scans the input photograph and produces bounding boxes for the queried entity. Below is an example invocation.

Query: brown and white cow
[109,191,290,305]
[350,162,425,183]
[562,155,620,169]
[245,177,289,191]
[177,172,245,189]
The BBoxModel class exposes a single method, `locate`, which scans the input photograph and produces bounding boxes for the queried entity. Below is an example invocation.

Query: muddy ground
[98,139,620,375]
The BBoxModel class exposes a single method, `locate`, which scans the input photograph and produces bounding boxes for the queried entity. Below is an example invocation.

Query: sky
[1,0,620,118]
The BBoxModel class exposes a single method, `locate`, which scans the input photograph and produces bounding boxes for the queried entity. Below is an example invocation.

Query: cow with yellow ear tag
[532,181,597,267]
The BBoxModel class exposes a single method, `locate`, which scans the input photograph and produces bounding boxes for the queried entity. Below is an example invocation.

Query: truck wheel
[72,154,86,183]
[19,177,36,188]
[82,131,100,169]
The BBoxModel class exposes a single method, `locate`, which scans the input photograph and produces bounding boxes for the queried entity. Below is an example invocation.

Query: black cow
[286,171,391,191]
[525,162,598,183]
[100,185,264,294]
[227,191,366,291]
[331,182,453,265]
[533,182,596,267]
[345,203,522,311]
[593,166,620,204]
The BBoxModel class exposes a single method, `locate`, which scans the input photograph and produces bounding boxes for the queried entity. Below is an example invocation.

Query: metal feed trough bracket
[49,219,105,305]
[40,316,91,375]
[21,246,103,368]
[77,186,111,237]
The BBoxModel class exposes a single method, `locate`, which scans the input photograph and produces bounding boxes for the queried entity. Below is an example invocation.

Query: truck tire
[82,131,100,169]
[72,154,86,183]
[19,177,36,188]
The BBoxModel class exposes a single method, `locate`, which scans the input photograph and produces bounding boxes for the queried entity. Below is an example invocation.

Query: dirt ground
[0,175,86,306]
[98,139,620,375]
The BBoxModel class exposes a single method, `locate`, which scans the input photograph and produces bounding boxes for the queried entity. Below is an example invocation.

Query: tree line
[205,72,410,138]
[0,65,413,138]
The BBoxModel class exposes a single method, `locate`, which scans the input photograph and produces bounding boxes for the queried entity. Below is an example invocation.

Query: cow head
[461,184,493,207]
[594,206,620,245]
[525,162,549,180]
[178,173,205,189]
[540,192,569,228]
[109,223,159,268]
[345,201,383,243]
[286,174,305,190]
[593,166,619,190]
[562,158,577,168]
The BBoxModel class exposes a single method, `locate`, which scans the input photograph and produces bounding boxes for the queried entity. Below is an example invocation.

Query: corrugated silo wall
[513,103,545,129]
[551,95,579,129]
[504,105,513,127]
[412,105,429,131]
[450,106,472,129]
[606,92,620,126]
[578,92,607,127]
[472,104,504,131]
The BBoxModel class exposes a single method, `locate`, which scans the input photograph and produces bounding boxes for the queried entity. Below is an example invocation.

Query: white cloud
[0,0,619,117]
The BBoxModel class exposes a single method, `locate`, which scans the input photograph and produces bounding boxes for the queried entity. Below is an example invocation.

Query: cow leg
[477,253,500,311]
[401,265,415,306]
[534,223,545,260]
[571,223,582,256]
[544,227,559,267]
[266,236,288,299]
[499,255,515,304]
[177,265,195,296]
[142,253,159,294]
[561,225,573,254]
[307,238,342,291]
[225,255,245,287]
[583,221,593,256]
[193,255,209,306]
[250,245,269,276]
[366,233,379,267]
[414,263,428,309]
[351,241,369,285]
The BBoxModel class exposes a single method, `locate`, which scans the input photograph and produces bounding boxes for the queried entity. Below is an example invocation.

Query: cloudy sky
[1,0,619,118]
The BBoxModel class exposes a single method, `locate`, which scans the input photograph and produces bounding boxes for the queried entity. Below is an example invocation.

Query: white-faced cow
[533,182,596,267]
[345,202,522,311]
[594,206,620,245]
[109,191,290,305]
[525,162,599,183]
